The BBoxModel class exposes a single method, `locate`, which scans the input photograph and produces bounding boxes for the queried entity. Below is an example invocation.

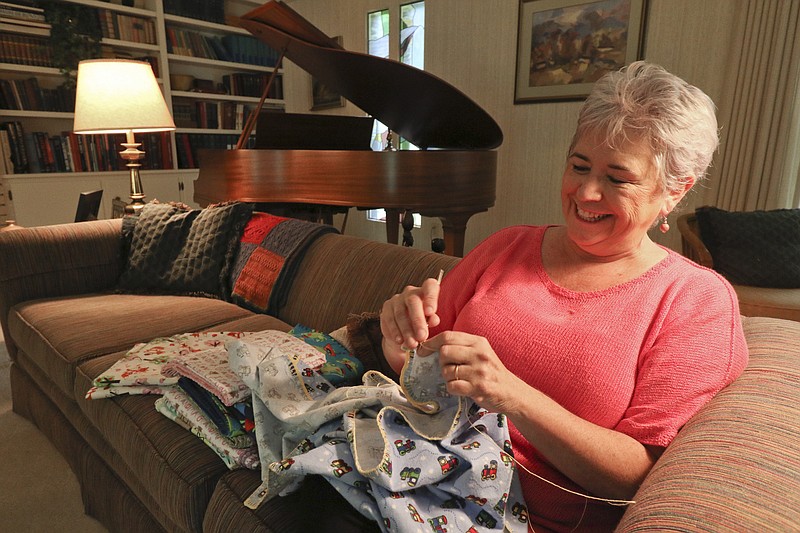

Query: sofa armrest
[0,219,124,357]
[616,316,800,531]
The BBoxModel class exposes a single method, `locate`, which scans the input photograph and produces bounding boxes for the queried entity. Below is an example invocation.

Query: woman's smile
[575,207,611,223]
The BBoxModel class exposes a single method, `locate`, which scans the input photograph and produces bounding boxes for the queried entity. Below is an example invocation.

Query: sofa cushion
[207,313,293,334]
[734,284,800,322]
[695,206,800,287]
[7,293,253,399]
[278,232,460,333]
[616,316,800,531]
[118,201,253,298]
[204,470,314,533]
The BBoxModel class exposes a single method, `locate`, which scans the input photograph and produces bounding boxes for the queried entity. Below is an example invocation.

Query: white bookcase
[0,0,280,227]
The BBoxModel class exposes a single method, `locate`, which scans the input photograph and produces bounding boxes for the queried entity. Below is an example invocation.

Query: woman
[380,61,749,532]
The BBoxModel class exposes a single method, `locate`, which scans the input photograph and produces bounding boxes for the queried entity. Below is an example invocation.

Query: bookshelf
[0,0,282,227]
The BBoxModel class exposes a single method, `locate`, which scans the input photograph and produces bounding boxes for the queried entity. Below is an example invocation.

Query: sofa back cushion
[278,232,460,333]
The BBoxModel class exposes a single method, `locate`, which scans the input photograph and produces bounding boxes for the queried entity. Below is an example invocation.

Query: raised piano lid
[236,1,503,151]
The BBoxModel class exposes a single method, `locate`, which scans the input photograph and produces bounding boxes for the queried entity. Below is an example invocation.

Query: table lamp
[73,59,176,215]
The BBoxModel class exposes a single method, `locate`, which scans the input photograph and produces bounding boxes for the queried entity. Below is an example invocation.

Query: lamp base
[120,138,146,215]
[123,198,146,216]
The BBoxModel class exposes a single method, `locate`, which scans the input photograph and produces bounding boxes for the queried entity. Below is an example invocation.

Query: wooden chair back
[676,212,714,268]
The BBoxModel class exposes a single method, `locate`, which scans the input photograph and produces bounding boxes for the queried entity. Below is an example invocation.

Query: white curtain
[709,0,800,211]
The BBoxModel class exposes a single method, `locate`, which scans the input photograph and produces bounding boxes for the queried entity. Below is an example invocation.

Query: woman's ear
[665,176,697,212]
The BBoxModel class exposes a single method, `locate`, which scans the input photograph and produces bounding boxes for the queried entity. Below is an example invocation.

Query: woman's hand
[422,332,660,500]
[421,331,524,414]
[380,277,442,373]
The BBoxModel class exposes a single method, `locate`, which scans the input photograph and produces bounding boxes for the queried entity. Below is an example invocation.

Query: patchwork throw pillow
[229,211,338,315]
[695,205,800,288]
[118,201,253,297]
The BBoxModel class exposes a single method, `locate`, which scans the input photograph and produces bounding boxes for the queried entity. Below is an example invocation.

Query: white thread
[467,418,636,507]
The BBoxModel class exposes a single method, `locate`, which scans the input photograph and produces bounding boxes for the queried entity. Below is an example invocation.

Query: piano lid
[236,1,503,150]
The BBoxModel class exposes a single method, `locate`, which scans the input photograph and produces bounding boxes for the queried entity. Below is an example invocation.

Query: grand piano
[193,0,503,257]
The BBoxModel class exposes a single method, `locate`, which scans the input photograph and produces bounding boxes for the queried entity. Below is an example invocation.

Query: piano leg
[385,209,468,257]
[385,208,401,245]
[440,214,470,258]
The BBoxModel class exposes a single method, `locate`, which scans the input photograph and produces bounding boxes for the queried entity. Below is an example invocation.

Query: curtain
[709,0,800,211]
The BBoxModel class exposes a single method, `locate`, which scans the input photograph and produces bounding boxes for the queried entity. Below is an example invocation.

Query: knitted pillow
[118,201,253,298]
[695,206,800,288]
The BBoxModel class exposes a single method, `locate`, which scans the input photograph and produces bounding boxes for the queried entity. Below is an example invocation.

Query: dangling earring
[659,215,670,234]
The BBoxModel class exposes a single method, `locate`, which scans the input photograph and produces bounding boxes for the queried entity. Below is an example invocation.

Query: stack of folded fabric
[86,326,368,471]
[156,377,259,470]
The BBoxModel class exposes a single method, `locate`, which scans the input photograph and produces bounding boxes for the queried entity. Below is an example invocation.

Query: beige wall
[284,0,742,255]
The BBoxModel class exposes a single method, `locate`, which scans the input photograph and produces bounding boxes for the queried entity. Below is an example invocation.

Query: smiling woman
[379,61,749,532]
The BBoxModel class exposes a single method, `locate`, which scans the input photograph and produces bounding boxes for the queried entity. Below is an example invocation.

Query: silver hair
[570,61,719,194]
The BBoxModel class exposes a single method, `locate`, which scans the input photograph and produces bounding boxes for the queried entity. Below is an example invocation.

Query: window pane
[400,2,425,69]
[368,9,390,58]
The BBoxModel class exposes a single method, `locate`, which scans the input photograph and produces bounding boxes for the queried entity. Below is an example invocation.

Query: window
[367,2,425,226]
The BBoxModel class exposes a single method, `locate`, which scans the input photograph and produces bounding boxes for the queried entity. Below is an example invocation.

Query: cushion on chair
[695,206,800,288]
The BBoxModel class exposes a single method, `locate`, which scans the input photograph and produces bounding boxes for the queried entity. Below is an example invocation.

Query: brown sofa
[1,219,799,532]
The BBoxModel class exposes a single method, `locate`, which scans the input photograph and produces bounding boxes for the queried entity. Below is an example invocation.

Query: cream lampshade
[73,59,176,214]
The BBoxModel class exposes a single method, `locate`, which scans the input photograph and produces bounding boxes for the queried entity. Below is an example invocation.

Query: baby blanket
[228,336,530,532]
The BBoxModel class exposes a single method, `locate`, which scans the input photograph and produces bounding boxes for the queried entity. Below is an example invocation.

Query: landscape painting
[515,0,647,103]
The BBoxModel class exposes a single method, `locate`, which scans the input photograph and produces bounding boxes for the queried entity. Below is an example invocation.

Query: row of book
[221,72,283,99]
[163,0,225,25]
[0,77,75,112]
[173,100,255,131]
[175,132,253,169]
[97,9,158,45]
[0,121,173,174]
[0,33,54,67]
[165,26,281,67]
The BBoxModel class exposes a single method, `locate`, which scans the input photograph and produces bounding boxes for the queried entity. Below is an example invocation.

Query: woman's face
[561,130,686,259]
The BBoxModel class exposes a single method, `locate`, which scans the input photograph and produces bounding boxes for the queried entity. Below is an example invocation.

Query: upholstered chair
[677,208,800,322]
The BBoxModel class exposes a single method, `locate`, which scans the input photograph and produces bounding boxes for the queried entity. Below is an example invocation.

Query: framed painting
[514,0,648,103]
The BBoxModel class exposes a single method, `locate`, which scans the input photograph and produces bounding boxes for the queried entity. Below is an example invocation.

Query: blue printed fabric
[226,335,529,532]
[289,324,365,386]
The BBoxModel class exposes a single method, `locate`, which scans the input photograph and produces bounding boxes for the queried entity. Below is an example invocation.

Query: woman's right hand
[380,277,441,371]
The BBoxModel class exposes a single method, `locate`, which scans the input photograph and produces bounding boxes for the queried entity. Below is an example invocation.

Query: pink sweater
[432,226,748,532]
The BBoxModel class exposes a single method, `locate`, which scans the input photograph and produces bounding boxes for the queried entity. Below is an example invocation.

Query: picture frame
[514,0,648,104]
[310,36,346,110]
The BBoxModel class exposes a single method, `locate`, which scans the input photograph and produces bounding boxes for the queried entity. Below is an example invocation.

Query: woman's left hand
[420,331,525,414]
